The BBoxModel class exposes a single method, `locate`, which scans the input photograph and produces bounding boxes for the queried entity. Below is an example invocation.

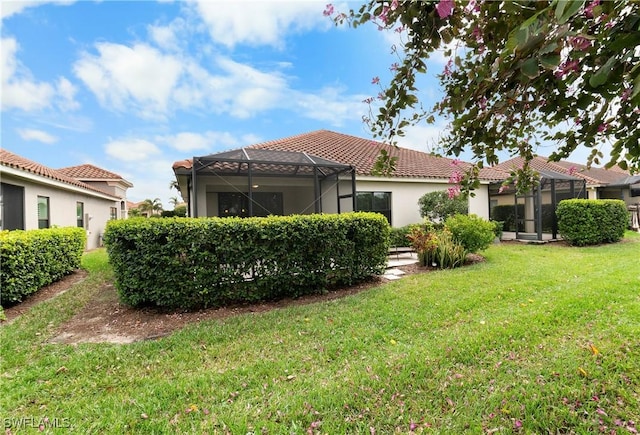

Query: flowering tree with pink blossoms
[327,0,640,194]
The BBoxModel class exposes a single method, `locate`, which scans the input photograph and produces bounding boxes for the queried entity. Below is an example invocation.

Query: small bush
[389,223,425,247]
[445,214,496,253]
[433,229,467,269]
[0,227,86,306]
[418,190,468,222]
[407,226,467,269]
[557,199,628,246]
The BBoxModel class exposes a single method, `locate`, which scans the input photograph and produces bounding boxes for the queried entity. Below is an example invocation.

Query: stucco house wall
[1,173,119,249]
[1,150,132,250]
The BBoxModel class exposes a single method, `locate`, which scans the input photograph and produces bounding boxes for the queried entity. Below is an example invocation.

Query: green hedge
[0,227,86,306]
[557,199,628,246]
[103,213,390,309]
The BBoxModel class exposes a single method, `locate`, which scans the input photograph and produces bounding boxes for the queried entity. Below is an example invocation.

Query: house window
[37,196,50,229]
[356,191,392,224]
[0,182,25,230]
[631,184,640,198]
[110,207,118,220]
[218,192,283,217]
[77,202,84,228]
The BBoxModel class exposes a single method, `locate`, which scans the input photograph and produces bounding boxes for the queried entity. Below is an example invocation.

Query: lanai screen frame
[184,148,357,218]
[489,170,587,241]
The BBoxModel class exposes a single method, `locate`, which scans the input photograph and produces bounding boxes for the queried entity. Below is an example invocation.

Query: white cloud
[1,1,74,21]
[73,42,183,119]
[295,86,369,127]
[2,37,80,112]
[192,0,330,48]
[55,77,80,111]
[395,122,450,154]
[17,128,58,144]
[105,138,161,162]
[1,37,55,111]
[157,131,265,153]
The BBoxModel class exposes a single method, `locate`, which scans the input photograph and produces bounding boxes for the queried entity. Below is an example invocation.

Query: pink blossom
[471,26,483,42]
[444,58,454,76]
[584,0,600,18]
[621,87,632,101]
[394,25,405,33]
[478,96,487,110]
[363,97,375,104]
[447,186,461,199]
[409,421,418,431]
[436,0,454,19]
[449,170,463,184]
[322,3,334,17]
[390,0,399,11]
[377,92,385,100]
[498,185,508,194]
[568,165,578,176]
[514,420,523,429]
[389,62,399,72]
[597,123,609,133]
[371,76,380,85]
[378,6,390,24]
[554,59,580,78]
[570,36,591,51]
[465,0,481,13]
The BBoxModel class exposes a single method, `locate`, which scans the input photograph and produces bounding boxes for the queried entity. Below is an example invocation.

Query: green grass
[1,234,639,433]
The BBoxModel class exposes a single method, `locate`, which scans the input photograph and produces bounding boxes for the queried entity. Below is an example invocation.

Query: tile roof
[173,130,506,181]
[0,149,119,198]
[57,163,129,182]
[492,156,632,186]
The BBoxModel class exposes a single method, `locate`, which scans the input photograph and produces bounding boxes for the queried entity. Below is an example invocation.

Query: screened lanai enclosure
[173,149,357,218]
[489,171,587,241]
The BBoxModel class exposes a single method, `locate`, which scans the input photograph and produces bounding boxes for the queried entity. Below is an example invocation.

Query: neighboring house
[172,130,505,227]
[58,164,133,219]
[489,155,640,240]
[492,156,640,206]
[0,149,132,249]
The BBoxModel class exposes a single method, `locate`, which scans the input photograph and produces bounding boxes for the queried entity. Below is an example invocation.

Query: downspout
[192,157,198,218]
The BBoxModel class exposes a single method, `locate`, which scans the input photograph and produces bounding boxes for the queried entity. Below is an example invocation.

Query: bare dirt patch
[4,254,484,345]
[2,270,88,322]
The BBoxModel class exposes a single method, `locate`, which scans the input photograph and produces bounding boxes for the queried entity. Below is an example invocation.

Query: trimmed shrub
[418,190,468,222]
[0,227,86,306]
[445,214,496,253]
[557,199,628,246]
[103,213,390,310]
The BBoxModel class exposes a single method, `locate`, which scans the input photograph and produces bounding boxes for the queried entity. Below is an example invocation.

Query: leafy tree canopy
[418,190,468,222]
[329,0,640,193]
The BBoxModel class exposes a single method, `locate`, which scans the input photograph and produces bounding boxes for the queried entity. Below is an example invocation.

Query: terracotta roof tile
[58,163,125,181]
[492,155,631,186]
[0,149,119,198]
[173,130,505,181]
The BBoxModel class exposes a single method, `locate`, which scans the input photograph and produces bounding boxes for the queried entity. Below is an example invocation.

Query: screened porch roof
[185,148,354,179]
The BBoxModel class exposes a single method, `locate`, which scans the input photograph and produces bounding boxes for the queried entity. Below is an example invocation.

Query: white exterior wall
[191,173,491,225]
[354,177,490,227]
[1,173,120,249]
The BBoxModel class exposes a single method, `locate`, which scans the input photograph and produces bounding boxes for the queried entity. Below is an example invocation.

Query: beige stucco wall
[191,174,491,226]
[1,174,120,250]
[345,176,490,227]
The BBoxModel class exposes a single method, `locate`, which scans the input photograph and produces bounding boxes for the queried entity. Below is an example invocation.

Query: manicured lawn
[1,233,639,433]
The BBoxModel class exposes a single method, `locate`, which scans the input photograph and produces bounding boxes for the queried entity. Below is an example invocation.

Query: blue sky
[2,1,455,207]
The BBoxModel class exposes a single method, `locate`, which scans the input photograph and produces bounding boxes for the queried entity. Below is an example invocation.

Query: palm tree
[169,180,180,193]
[169,196,180,209]
[138,198,163,216]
